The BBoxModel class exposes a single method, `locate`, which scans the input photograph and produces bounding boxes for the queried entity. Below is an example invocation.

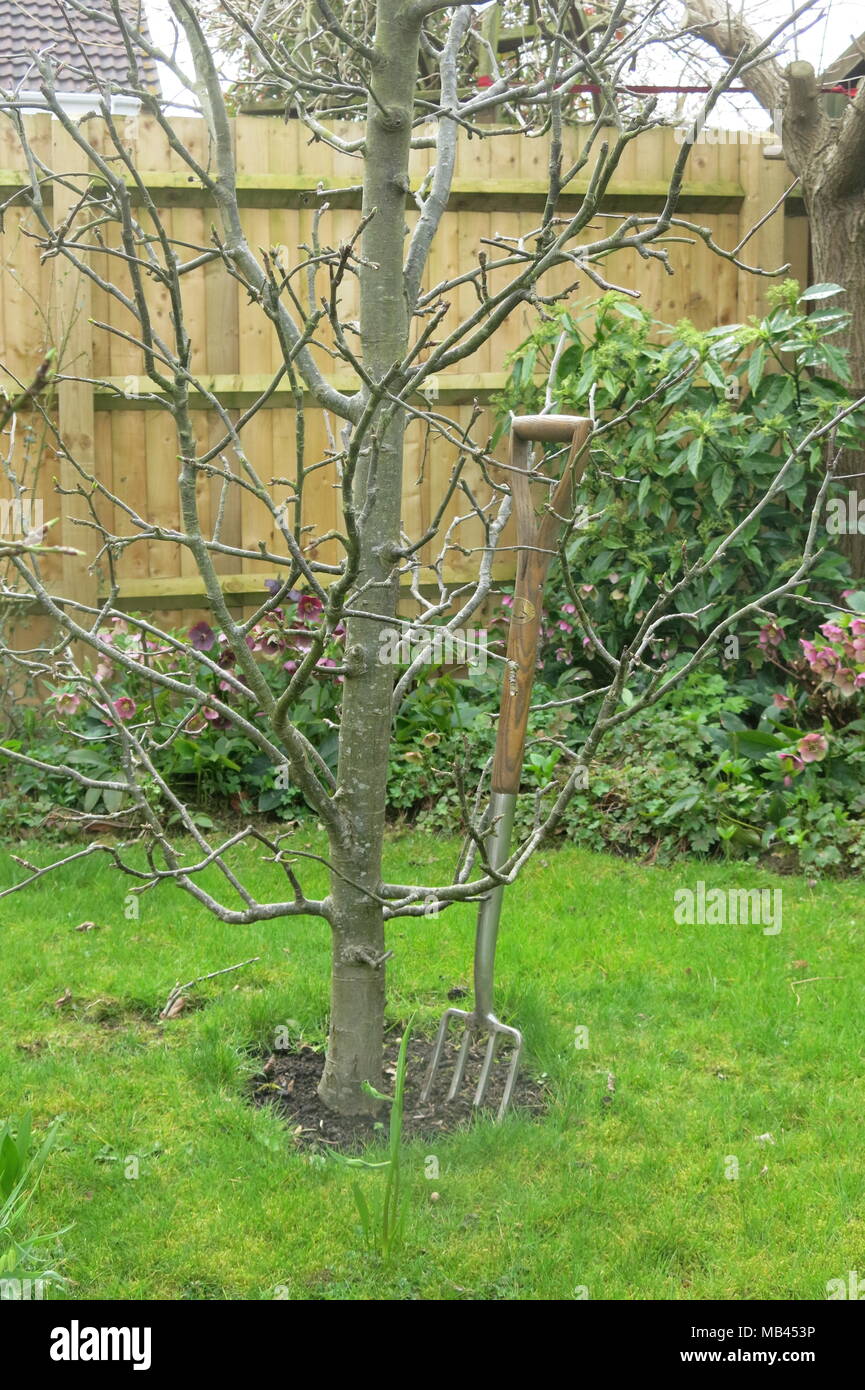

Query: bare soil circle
[251,1032,549,1150]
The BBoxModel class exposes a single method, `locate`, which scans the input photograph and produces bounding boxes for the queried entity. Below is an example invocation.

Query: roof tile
[0,0,160,94]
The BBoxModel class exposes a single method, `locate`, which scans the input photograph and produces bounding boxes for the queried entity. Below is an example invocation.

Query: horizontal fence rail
[0,115,808,631]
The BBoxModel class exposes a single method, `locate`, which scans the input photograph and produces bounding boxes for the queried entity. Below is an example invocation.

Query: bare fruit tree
[0,0,853,1115]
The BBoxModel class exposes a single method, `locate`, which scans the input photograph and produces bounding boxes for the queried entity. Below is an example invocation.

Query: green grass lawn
[1,830,863,1301]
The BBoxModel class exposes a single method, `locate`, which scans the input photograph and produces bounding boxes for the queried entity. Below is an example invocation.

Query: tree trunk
[317,0,423,1114]
[805,185,865,574]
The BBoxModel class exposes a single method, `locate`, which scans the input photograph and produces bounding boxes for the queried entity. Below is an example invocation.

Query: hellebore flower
[113,696,136,721]
[758,623,783,650]
[54,691,81,716]
[831,667,857,696]
[777,749,804,775]
[189,621,216,652]
[797,732,828,763]
[298,593,324,622]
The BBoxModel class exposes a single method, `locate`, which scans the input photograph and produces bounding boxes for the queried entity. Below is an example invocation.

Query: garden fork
[422,413,592,1121]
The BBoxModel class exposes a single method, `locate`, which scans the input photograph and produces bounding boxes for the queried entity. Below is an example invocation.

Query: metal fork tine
[474,1029,499,1108]
[497,1034,524,1122]
[421,1007,464,1103]
[447,1025,474,1102]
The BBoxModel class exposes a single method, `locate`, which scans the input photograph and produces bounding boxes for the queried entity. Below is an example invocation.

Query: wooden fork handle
[491,416,591,796]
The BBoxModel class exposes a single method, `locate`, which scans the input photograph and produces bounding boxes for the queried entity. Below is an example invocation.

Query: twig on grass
[159,956,261,1019]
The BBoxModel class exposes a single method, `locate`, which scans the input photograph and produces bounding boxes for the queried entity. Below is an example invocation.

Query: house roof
[821,32,865,86]
[0,0,160,94]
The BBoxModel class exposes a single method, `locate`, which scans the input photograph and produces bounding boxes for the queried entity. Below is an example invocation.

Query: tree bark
[317,0,423,1113]
[685,0,865,573]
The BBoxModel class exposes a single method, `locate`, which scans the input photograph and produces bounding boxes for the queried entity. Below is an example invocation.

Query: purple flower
[298,593,324,622]
[113,696,136,721]
[189,621,216,652]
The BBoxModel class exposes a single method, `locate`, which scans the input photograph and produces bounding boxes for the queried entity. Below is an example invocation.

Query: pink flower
[777,750,804,774]
[555,646,574,665]
[810,647,838,677]
[203,707,220,721]
[557,620,573,633]
[54,691,81,716]
[819,621,844,642]
[772,692,795,709]
[759,623,783,650]
[831,667,857,696]
[95,660,114,683]
[112,696,136,721]
[851,618,865,637]
[562,602,577,614]
[797,732,828,763]
[298,593,324,623]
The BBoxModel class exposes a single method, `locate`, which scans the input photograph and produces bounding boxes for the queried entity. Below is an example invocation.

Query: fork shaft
[474,790,516,1019]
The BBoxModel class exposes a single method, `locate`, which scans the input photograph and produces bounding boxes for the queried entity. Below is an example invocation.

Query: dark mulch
[250,1031,549,1151]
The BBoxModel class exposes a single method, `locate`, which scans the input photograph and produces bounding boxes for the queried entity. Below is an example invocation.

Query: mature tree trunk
[685,4,865,571]
[805,185,865,569]
[317,0,424,1113]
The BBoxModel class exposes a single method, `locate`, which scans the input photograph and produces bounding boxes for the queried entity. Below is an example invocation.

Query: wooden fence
[0,115,808,633]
